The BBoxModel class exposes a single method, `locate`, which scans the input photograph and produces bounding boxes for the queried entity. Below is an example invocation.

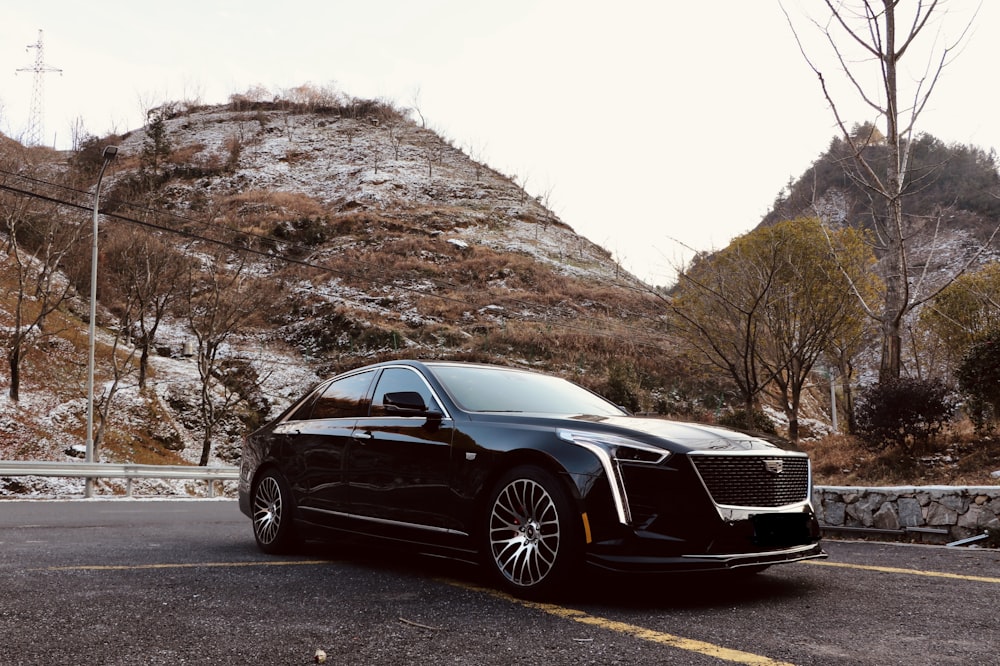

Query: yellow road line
[45,560,796,663]
[802,559,1000,584]
[41,561,796,663]
[43,560,330,571]
[447,581,796,666]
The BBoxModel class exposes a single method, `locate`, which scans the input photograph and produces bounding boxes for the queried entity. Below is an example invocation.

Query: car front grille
[690,455,810,508]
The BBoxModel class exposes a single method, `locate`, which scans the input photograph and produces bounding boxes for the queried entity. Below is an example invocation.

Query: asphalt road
[1,499,997,666]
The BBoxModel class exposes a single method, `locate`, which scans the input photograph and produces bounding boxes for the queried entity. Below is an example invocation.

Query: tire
[251,469,300,554]
[483,465,582,596]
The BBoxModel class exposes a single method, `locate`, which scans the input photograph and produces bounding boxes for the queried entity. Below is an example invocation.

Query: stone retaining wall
[812,485,1000,542]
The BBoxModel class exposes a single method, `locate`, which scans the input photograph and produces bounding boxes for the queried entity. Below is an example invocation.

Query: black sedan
[239,360,825,595]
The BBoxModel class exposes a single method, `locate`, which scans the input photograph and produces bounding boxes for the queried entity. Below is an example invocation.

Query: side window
[284,390,321,422]
[309,370,375,420]
[370,367,440,416]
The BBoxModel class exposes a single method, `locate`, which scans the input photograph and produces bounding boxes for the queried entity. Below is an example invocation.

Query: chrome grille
[690,455,810,508]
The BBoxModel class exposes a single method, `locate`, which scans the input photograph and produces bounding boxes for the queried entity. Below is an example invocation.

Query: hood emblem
[763,459,784,475]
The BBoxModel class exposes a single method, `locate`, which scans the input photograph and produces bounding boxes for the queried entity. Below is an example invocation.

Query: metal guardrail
[0,461,240,498]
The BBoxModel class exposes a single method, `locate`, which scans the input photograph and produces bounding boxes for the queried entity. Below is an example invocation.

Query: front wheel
[483,465,582,596]
[251,469,300,554]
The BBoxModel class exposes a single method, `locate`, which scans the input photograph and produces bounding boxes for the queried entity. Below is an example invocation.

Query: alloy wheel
[253,475,283,546]
[488,476,562,588]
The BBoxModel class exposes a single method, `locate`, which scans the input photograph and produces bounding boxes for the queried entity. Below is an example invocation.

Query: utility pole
[827,366,838,434]
[16,29,62,147]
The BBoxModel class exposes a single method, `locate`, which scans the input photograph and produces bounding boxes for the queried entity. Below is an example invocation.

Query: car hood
[568,415,792,453]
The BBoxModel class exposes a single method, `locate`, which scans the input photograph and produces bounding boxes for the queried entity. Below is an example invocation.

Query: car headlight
[557,429,671,525]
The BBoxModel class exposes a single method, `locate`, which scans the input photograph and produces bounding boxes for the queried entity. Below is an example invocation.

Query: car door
[345,366,461,535]
[279,369,376,523]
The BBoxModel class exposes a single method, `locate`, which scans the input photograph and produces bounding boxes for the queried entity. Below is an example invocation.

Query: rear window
[290,370,375,420]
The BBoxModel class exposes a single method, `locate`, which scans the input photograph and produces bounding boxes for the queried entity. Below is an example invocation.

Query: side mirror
[382,391,429,414]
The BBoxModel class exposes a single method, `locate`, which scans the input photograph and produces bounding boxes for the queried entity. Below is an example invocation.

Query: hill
[762,128,1000,287]
[1,93,694,495]
[754,127,1000,486]
[3,95,1000,496]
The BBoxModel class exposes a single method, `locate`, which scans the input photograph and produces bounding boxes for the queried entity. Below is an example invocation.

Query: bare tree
[423,133,448,179]
[467,140,489,182]
[385,114,404,160]
[369,130,384,175]
[514,172,530,204]
[669,248,776,428]
[90,308,140,457]
[102,225,189,389]
[411,87,427,129]
[68,116,88,152]
[184,249,272,465]
[782,0,979,380]
[0,147,85,400]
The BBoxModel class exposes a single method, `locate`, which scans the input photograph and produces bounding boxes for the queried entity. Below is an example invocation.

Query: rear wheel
[483,465,582,596]
[252,469,300,554]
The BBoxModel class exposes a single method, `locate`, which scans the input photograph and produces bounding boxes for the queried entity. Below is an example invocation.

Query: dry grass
[6,309,90,404]
[222,189,329,231]
[167,143,205,164]
[801,428,1000,486]
[103,427,190,466]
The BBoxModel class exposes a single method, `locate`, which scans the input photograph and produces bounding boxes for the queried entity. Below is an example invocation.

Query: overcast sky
[2,1,996,286]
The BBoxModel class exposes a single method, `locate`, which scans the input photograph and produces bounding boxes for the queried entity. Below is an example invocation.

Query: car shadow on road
[276,539,818,611]
[564,567,819,610]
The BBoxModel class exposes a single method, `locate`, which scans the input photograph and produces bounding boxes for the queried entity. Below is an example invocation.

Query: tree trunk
[787,413,799,442]
[138,343,150,389]
[198,363,214,466]
[879,3,905,381]
[843,382,856,435]
[879,187,906,380]
[786,378,802,443]
[199,437,212,467]
[839,358,857,435]
[743,395,756,431]
[8,347,20,401]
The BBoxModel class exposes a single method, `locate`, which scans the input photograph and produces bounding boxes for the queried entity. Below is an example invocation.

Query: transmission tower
[16,29,62,147]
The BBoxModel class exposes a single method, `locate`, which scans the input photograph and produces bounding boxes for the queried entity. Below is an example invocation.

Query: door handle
[352,430,373,441]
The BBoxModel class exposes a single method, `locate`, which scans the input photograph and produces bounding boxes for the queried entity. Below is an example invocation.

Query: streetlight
[85,145,118,498]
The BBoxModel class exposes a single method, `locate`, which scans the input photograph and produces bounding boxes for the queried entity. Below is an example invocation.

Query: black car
[239,360,825,594]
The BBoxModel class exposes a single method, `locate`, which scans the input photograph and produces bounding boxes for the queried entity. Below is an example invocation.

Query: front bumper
[576,451,827,574]
[586,540,826,574]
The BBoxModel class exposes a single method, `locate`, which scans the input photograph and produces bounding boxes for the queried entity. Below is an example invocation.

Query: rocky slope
[1,99,678,496]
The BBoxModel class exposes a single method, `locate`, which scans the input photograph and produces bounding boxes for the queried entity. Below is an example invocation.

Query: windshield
[427,364,626,416]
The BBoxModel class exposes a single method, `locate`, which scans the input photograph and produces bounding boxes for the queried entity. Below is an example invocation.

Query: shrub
[955,329,1000,434]
[272,217,329,249]
[602,362,641,414]
[961,395,997,436]
[218,358,271,433]
[717,409,777,435]
[855,378,958,451]
[70,134,114,177]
